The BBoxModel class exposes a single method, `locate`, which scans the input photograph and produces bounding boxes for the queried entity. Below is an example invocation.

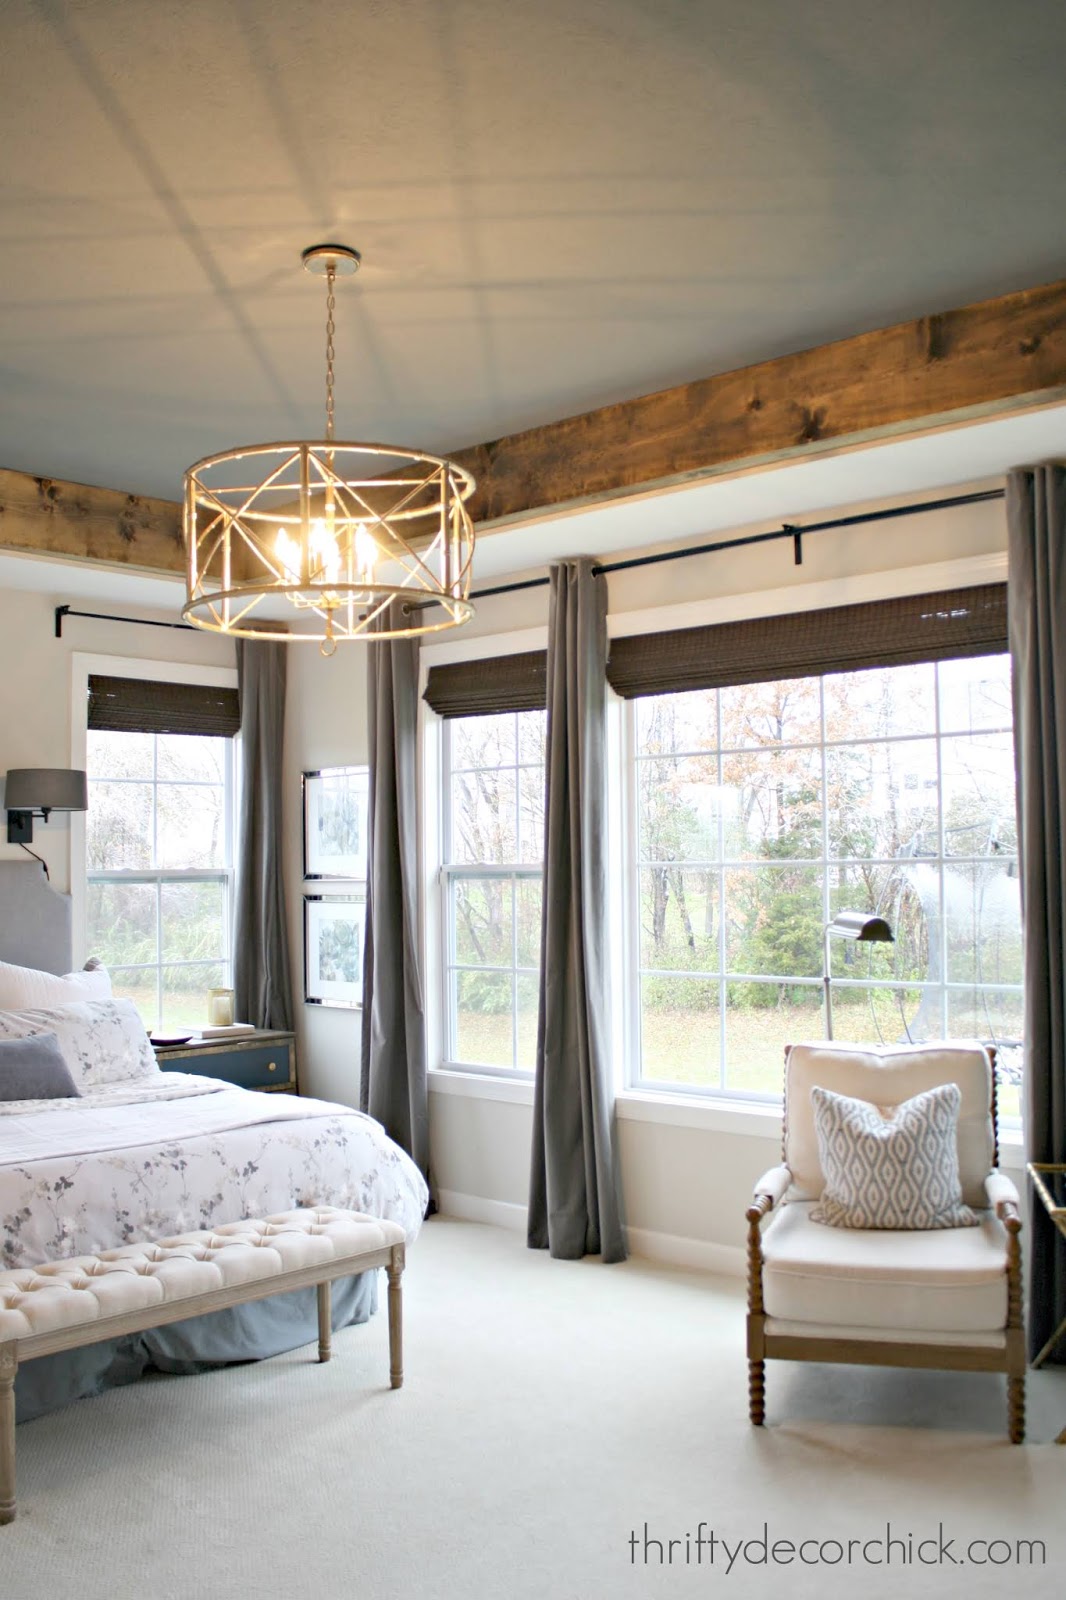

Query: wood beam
[1,275,1064,572]
[0,470,184,573]
[454,274,1066,526]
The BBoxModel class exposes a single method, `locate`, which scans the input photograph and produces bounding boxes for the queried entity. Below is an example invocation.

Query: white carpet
[3,1217,1064,1600]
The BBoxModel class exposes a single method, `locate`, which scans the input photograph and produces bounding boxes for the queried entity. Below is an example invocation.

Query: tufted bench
[0,1206,406,1523]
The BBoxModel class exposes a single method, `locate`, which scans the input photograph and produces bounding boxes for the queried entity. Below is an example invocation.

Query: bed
[0,862,427,1421]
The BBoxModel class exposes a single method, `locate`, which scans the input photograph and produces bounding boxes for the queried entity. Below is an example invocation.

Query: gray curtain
[1007,464,1066,1362]
[528,558,626,1261]
[361,605,429,1180]
[234,641,293,1031]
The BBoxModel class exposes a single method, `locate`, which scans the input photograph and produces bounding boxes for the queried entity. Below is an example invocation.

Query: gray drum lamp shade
[4,769,88,815]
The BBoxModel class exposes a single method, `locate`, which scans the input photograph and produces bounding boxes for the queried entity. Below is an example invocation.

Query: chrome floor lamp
[823,911,894,1039]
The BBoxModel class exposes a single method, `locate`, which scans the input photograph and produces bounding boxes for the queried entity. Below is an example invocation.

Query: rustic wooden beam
[1,276,1064,572]
[0,470,184,573]
[454,275,1066,526]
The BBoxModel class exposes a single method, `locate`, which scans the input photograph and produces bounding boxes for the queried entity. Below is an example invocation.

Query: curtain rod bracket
[783,525,803,565]
[55,605,71,638]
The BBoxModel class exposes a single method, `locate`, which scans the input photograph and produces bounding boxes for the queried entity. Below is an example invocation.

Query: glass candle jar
[207,988,235,1027]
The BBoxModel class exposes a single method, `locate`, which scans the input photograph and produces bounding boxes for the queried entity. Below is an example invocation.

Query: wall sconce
[823,910,894,1040]
[5,768,88,844]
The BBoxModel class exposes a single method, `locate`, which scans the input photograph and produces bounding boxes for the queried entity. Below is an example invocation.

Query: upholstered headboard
[0,860,73,974]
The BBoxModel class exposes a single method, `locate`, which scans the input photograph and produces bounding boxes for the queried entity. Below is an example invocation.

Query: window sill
[429,1067,535,1105]
[429,1068,783,1136]
[615,1089,783,1138]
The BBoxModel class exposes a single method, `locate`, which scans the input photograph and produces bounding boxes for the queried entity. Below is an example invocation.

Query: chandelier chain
[325,262,336,442]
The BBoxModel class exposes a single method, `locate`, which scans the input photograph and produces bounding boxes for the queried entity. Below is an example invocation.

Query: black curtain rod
[52,486,1006,630]
[468,487,1006,602]
[55,605,197,638]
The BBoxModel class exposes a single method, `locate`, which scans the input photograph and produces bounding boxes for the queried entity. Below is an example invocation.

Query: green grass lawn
[452,999,1022,1119]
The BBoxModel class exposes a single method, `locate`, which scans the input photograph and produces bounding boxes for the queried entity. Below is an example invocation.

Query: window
[627,653,1023,1113]
[441,711,546,1071]
[86,729,235,1030]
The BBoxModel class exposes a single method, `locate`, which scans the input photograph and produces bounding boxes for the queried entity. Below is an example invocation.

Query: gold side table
[1026,1162,1066,1441]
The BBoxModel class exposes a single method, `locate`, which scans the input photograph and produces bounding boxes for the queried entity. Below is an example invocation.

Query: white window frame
[439,712,545,1077]
[418,551,1018,1138]
[420,628,548,1082]
[621,656,1021,1101]
[70,654,240,1004]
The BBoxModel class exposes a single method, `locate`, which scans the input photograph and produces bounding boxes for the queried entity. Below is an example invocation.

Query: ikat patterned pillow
[809,1081,978,1230]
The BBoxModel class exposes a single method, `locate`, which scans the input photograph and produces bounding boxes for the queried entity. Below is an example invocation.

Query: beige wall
[282,642,368,1105]
[0,584,234,894]
[415,482,1021,1266]
[0,483,1023,1267]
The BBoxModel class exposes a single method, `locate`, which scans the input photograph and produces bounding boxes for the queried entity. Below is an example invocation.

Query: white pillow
[0,958,112,1012]
[0,999,159,1089]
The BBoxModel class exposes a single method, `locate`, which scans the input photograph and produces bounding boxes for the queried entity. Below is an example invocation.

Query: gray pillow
[809,1081,977,1230]
[0,1031,81,1101]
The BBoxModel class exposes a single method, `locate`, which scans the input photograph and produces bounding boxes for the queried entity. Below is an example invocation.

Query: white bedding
[0,1074,428,1271]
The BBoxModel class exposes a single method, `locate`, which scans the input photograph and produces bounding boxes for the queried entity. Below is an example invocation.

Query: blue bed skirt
[15,1272,378,1423]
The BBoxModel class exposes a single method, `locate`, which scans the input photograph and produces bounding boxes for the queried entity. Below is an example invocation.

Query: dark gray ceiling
[2,0,1065,501]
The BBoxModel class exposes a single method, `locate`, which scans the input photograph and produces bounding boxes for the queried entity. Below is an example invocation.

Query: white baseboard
[435,1189,528,1233]
[625,1226,745,1278]
[434,1189,745,1276]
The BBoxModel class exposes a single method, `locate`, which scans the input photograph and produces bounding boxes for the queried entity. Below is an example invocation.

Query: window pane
[724,981,822,1096]
[451,714,515,770]
[517,764,544,864]
[639,975,719,1088]
[725,865,822,977]
[156,733,228,783]
[943,861,1022,985]
[940,733,1017,857]
[946,986,1024,1046]
[828,985,928,1045]
[156,784,226,869]
[636,690,716,757]
[638,756,719,863]
[826,739,938,859]
[517,710,547,766]
[720,677,821,749]
[823,663,935,742]
[454,970,513,1067]
[516,879,542,968]
[722,747,822,859]
[639,867,717,973]
[107,964,158,1028]
[87,781,153,869]
[938,655,1012,735]
[516,974,539,1070]
[87,729,153,781]
[450,769,517,864]
[161,879,227,964]
[161,961,224,1030]
[452,878,513,967]
[87,880,157,965]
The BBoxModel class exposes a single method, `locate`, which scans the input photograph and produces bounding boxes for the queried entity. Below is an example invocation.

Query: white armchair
[746,1041,1025,1442]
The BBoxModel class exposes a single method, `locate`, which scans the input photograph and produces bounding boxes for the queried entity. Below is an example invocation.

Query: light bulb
[275,528,301,583]
[354,522,378,585]
[309,517,342,584]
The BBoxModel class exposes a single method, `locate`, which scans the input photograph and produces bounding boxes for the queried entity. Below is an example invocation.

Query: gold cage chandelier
[182,244,476,653]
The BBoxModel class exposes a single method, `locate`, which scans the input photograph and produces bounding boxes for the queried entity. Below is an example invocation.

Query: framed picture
[304,893,366,1009]
[303,766,369,880]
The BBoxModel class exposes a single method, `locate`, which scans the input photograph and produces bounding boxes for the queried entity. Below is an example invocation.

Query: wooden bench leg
[0,1343,17,1525]
[387,1246,404,1390]
[317,1282,332,1363]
